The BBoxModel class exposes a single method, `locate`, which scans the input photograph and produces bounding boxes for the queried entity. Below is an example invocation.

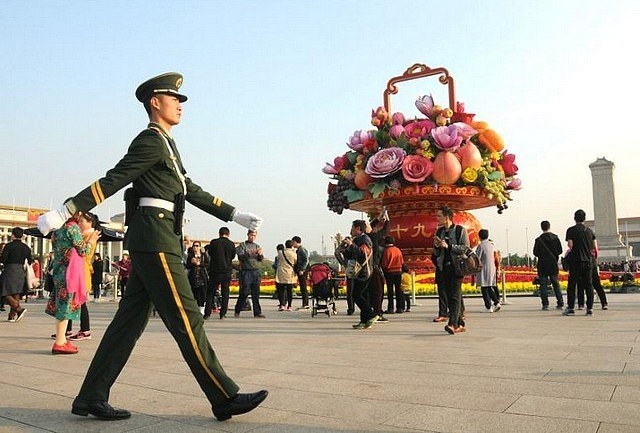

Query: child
[401,265,412,312]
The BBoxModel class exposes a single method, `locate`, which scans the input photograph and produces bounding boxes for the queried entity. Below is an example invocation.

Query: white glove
[232,210,263,231]
[37,205,72,235]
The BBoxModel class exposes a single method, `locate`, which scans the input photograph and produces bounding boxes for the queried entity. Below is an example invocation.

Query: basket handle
[383,63,456,113]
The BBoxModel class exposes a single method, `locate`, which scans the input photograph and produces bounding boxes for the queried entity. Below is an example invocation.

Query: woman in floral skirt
[46,212,100,354]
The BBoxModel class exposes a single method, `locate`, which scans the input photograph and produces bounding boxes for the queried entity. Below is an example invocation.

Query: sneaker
[602,304,608,310]
[556,304,564,309]
[52,341,78,355]
[8,316,16,323]
[433,316,447,323]
[69,331,92,341]
[586,309,593,316]
[234,312,240,318]
[296,305,310,310]
[15,309,27,322]
[286,306,292,311]
[577,305,584,310]
[363,315,379,329]
[277,306,284,311]
[541,305,549,311]
[254,314,266,318]
[493,303,501,312]
[51,331,73,340]
[377,316,389,323]
[562,309,575,316]
[353,323,366,329]
[485,306,494,313]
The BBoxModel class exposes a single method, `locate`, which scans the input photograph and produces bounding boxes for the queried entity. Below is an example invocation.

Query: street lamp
[525,227,530,268]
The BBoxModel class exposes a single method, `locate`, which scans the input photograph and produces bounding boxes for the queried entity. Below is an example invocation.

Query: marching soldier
[37,72,268,422]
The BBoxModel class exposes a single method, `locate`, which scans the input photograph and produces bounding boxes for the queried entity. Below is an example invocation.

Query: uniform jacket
[69,125,235,256]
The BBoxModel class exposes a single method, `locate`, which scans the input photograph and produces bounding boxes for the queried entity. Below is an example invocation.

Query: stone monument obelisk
[589,157,628,261]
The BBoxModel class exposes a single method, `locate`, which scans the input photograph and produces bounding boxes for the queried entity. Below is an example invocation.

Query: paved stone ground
[1,293,640,433]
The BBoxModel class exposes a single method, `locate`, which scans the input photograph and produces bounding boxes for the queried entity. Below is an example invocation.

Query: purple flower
[415,94,435,117]
[431,125,463,152]
[365,148,406,178]
[507,178,522,190]
[452,122,478,140]
[347,130,374,151]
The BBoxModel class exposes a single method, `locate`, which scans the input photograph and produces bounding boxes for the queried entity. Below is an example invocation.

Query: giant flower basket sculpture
[323,63,521,270]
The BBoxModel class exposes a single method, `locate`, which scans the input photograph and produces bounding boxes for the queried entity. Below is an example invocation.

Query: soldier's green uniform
[71,73,240,406]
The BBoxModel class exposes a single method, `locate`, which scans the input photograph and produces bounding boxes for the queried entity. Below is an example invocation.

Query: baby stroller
[309,263,338,317]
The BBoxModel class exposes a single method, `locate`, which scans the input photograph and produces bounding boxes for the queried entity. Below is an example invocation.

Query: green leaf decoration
[369,182,388,198]
[488,170,503,181]
[343,189,364,203]
[346,151,358,165]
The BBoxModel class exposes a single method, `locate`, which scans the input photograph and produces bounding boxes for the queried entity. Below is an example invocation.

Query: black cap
[135,72,188,103]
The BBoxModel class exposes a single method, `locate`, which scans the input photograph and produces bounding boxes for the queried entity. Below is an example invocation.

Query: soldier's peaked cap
[135,72,188,103]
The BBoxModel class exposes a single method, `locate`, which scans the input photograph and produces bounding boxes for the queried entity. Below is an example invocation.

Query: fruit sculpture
[322,64,522,269]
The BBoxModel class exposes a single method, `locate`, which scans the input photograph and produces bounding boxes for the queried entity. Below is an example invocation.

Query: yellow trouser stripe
[158,252,229,398]
[212,197,221,207]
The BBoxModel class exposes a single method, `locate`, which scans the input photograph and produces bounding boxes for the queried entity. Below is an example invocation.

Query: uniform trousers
[77,251,239,406]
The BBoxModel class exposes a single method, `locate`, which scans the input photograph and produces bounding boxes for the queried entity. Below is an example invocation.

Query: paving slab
[1,293,640,432]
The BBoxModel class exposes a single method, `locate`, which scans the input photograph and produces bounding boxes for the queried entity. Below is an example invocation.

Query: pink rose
[365,148,406,178]
[402,155,434,183]
[389,124,405,139]
[391,112,405,125]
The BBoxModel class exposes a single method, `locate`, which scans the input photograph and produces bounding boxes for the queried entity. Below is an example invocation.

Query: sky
[2,0,639,258]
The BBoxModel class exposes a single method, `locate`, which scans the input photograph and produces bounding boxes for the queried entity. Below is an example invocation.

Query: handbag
[450,225,482,277]
[453,247,483,277]
[345,244,372,280]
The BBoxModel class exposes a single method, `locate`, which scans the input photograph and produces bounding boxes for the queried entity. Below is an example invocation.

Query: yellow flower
[443,108,453,118]
[461,167,478,183]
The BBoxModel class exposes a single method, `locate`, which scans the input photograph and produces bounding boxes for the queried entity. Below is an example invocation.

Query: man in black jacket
[533,220,564,310]
[206,227,236,319]
[564,209,597,316]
